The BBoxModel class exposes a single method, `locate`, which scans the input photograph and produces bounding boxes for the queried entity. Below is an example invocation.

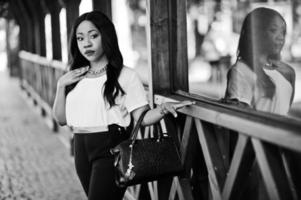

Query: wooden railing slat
[180,116,193,164]
[252,139,294,200]
[177,178,194,200]
[195,119,227,200]
[222,134,254,200]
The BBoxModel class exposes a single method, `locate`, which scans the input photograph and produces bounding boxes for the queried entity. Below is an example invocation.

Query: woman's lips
[84,50,95,56]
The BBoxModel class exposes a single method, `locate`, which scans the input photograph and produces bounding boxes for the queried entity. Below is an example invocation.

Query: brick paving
[0,71,86,200]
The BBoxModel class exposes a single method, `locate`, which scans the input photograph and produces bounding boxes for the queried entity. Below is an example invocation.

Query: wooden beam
[64,0,80,44]
[172,0,188,91]
[180,116,193,165]
[177,178,195,200]
[195,119,227,200]
[149,0,171,94]
[44,0,62,60]
[10,0,30,51]
[252,139,294,200]
[14,0,35,53]
[222,135,254,200]
[92,0,112,19]
[24,0,46,56]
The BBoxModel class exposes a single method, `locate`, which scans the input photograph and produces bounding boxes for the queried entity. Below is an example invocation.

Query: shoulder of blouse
[119,66,137,82]
[272,60,296,84]
[230,61,255,78]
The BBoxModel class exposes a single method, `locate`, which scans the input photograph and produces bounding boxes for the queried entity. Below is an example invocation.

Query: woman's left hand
[159,100,195,117]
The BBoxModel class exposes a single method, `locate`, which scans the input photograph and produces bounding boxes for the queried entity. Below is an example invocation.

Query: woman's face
[262,15,286,56]
[76,20,104,63]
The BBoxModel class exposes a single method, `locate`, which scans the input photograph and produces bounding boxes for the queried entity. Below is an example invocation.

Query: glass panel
[187,0,301,120]
[187,0,236,99]
[112,0,149,85]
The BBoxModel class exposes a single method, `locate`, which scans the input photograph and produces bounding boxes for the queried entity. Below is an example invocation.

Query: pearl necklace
[87,65,107,75]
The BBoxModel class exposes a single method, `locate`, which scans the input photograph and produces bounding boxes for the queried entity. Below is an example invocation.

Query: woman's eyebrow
[88,29,98,33]
[76,29,98,35]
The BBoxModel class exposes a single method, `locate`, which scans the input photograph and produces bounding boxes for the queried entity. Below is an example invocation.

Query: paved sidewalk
[0,71,86,200]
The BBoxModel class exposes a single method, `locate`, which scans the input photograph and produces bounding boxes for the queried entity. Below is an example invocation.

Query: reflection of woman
[225,7,295,115]
[52,11,193,200]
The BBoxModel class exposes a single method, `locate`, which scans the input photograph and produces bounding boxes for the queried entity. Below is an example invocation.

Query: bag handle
[130,108,166,146]
[130,109,148,142]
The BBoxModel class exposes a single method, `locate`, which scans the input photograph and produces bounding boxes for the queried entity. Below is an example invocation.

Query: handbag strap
[130,109,149,142]
[130,108,168,145]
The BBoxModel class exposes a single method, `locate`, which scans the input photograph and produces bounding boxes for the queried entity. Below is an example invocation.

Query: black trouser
[74,125,128,200]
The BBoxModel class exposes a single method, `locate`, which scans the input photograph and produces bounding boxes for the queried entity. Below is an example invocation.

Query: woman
[224,7,295,115]
[52,11,193,200]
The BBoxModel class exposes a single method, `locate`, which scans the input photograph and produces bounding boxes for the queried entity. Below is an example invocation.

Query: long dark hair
[237,7,286,98]
[67,10,124,107]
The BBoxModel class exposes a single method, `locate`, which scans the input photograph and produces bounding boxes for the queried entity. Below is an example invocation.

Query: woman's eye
[269,28,277,33]
[91,34,98,39]
[77,37,83,41]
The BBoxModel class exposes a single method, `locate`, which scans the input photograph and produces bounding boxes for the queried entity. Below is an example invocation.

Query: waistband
[71,124,127,134]
[71,126,108,134]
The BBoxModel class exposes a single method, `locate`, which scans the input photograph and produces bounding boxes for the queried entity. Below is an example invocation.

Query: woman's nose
[277,31,285,42]
[83,39,92,48]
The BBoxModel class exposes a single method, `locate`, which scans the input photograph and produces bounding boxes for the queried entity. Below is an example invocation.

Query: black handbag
[110,109,183,187]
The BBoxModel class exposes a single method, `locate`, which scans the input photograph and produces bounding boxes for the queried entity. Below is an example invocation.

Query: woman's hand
[159,100,195,117]
[132,101,195,126]
[57,66,89,88]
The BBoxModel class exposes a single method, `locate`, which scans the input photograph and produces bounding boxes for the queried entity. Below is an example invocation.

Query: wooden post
[173,0,188,92]
[24,0,45,56]
[15,0,35,53]
[149,0,188,95]
[44,0,62,60]
[92,0,112,19]
[10,0,31,52]
[64,0,80,43]
[149,0,171,94]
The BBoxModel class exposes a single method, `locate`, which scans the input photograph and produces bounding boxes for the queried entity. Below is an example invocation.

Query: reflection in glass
[186,0,301,119]
[187,1,238,99]
[224,7,295,116]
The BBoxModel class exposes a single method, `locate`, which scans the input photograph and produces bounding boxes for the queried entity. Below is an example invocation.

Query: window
[185,0,301,120]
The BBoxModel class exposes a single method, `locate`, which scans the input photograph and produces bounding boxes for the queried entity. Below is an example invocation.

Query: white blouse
[225,61,293,115]
[65,67,148,133]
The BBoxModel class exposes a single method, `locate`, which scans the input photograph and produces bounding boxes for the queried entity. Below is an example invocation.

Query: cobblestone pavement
[0,71,86,200]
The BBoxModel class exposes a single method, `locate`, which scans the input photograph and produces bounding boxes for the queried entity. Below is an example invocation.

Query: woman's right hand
[57,66,89,88]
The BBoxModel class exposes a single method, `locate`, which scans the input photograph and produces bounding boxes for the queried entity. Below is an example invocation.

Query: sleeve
[123,71,148,112]
[225,66,253,105]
